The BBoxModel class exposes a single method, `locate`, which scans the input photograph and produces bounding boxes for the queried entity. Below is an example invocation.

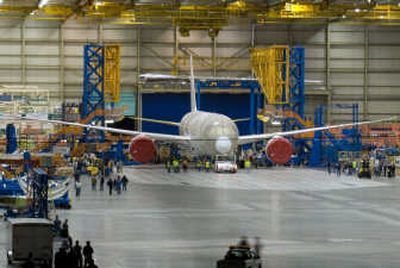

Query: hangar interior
[0,1,398,268]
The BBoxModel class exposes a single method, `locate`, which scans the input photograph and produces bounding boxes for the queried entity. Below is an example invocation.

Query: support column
[97,22,104,43]
[212,36,217,77]
[21,20,26,85]
[250,23,255,77]
[136,27,142,131]
[250,87,255,135]
[363,26,369,120]
[173,26,179,75]
[325,23,332,124]
[59,23,65,101]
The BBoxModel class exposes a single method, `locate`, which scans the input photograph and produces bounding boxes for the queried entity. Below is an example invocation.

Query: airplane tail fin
[189,54,197,112]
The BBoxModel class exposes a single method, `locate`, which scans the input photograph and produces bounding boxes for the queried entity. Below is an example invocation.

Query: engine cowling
[129,135,156,163]
[266,137,293,165]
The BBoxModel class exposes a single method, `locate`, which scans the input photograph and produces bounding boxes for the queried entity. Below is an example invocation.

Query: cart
[7,218,53,265]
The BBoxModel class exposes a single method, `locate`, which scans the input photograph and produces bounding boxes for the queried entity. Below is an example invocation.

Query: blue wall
[142,93,251,135]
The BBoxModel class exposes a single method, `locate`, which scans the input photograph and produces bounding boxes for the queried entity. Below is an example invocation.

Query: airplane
[6,55,396,165]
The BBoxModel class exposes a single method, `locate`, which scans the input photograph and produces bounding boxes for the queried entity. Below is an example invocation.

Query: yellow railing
[251,45,289,105]
[104,45,121,103]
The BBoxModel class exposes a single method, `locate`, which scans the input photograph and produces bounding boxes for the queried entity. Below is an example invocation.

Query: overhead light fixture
[38,0,50,8]
[355,8,361,13]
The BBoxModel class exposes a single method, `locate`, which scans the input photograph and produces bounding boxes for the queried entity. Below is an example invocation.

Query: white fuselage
[179,111,239,156]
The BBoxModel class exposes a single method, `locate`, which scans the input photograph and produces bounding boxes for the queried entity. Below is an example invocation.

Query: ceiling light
[355,8,361,13]
[38,0,50,8]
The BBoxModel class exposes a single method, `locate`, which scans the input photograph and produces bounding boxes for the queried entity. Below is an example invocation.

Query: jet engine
[129,135,156,163]
[266,137,293,165]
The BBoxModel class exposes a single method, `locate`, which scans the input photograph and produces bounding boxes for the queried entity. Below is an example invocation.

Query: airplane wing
[134,117,180,127]
[238,117,397,145]
[11,116,190,142]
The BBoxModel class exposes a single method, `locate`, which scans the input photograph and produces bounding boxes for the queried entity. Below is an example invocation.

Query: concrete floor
[1,167,400,268]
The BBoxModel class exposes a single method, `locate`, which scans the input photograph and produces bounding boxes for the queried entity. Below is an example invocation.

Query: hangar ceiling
[1,1,400,27]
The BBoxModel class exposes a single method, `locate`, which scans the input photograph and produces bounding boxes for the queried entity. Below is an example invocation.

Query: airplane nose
[215,136,232,154]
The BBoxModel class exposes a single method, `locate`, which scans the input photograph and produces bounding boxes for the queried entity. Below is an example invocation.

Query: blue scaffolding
[195,79,264,135]
[278,47,308,165]
[309,104,362,167]
[81,44,106,143]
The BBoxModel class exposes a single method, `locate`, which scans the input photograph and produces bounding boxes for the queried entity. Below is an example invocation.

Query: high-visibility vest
[245,160,251,168]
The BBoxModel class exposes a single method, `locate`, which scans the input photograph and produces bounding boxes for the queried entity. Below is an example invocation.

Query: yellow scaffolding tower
[251,45,289,104]
[104,45,121,103]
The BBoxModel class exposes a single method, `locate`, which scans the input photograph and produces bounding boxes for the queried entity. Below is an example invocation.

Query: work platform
[0,168,399,268]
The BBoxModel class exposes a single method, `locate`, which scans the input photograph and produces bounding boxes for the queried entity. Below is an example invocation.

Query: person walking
[182,158,189,172]
[55,247,68,268]
[205,159,211,172]
[116,176,122,195]
[107,177,113,196]
[99,175,105,192]
[83,241,94,268]
[121,175,128,191]
[73,240,83,268]
[327,161,332,175]
[53,215,61,236]
[336,162,341,177]
[61,219,69,238]
[75,179,82,198]
[196,159,202,172]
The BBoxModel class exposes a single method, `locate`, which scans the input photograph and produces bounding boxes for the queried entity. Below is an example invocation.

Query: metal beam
[363,26,369,120]
[212,36,217,76]
[325,22,332,124]
[21,20,26,85]
[136,27,142,131]
[59,23,65,101]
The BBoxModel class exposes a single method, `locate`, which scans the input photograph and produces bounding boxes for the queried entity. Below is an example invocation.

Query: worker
[352,160,357,175]
[53,215,61,236]
[165,158,171,173]
[75,179,82,198]
[107,177,113,196]
[182,158,189,172]
[55,247,68,268]
[62,219,69,238]
[205,159,211,172]
[83,241,94,267]
[327,161,332,175]
[336,162,341,177]
[238,236,250,248]
[196,159,202,172]
[22,252,35,268]
[244,158,251,171]
[73,240,83,268]
[116,176,122,195]
[121,175,129,191]
[172,158,180,173]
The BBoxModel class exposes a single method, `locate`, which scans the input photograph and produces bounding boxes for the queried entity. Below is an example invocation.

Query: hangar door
[142,92,253,136]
